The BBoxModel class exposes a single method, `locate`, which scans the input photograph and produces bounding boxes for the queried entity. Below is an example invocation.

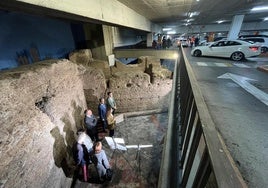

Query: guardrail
[158,48,247,188]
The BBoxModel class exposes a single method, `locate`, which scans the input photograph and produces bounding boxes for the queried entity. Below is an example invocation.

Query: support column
[102,25,114,59]
[227,15,244,40]
[147,33,153,47]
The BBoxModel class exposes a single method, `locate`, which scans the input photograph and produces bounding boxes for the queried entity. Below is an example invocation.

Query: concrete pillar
[103,25,114,58]
[228,15,244,40]
[147,33,153,47]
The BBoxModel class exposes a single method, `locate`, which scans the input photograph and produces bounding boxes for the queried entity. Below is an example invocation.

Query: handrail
[158,56,180,188]
[158,47,247,188]
[180,48,247,188]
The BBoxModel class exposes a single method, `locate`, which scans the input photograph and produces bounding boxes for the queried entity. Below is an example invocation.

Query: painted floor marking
[218,73,268,106]
[197,62,208,66]
[234,63,250,68]
[214,63,229,67]
[196,62,252,68]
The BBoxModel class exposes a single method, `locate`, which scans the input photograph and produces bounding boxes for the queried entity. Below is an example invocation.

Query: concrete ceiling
[117,0,268,27]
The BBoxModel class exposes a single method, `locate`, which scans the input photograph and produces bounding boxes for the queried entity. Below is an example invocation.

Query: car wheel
[261,47,268,53]
[230,51,244,61]
[193,50,202,57]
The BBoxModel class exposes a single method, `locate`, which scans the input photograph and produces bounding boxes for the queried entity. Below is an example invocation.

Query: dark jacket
[98,104,107,121]
[84,115,97,130]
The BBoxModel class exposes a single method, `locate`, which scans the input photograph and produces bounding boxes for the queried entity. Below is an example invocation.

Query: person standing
[73,131,92,182]
[106,109,116,137]
[167,37,172,48]
[84,109,98,141]
[90,141,111,182]
[162,36,167,49]
[106,92,117,115]
[98,97,107,132]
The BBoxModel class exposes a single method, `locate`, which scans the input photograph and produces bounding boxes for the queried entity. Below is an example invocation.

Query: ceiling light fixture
[217,20,224,24]
[188,11,200,18]
[167,31,176,34]
[251,6,268,12]
[185,18,194,23]
[162,28,172,31]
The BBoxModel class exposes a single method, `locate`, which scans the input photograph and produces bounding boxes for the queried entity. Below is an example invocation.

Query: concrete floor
[185,48,268,188]
[72,112,169,188]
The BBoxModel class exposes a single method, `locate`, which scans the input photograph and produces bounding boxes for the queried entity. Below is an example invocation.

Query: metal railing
[158,48,248,188]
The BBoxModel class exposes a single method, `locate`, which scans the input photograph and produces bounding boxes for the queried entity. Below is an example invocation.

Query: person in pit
[98,97,107,132]
[106,91,117,115]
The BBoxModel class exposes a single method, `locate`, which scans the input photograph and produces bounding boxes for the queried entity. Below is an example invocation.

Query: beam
[0,0,161,32]
[114,49,179,59]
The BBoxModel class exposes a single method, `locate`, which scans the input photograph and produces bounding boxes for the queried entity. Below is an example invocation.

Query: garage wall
[0,11,76,70]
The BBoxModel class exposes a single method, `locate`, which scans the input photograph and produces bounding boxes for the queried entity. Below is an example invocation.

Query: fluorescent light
[188,11,200,18]
[167,31,176,34]
[186,18,194,23]
[217,20,224,24]
[251,6,268,11]
[162,28,172,31]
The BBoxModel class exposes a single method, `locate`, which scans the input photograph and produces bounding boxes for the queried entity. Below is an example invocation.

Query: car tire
[193,50,202,57]
[230,51,244,61]
[261,47,268,53]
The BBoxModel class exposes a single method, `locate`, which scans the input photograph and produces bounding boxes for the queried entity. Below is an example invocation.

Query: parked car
[191,39,261,61]
[238,34,268,38]
[240,37,268,53]
[214,36,227,41]
[177,39,189,47]
[198,40,213,46]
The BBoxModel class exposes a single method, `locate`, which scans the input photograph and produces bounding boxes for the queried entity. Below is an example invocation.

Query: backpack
[105,168,113,181]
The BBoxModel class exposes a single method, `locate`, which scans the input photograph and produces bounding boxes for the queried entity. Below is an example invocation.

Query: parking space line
[197,62,208,66]
[214,63,231,67]
[234,63,250,68]
[196,61,253,68]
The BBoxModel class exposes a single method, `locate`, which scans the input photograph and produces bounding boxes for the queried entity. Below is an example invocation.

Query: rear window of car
[239,35,268,38]
[243,38,264,43]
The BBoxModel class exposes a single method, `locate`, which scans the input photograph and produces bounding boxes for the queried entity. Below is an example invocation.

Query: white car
[191,39,261,61]
[240,37,268,53]
[177,39,189,47]
[198,40,213,46]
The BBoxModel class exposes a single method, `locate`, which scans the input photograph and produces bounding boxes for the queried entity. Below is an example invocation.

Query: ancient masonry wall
[0,59,87,188]
[0,49,173,187]
[69,49,173,114]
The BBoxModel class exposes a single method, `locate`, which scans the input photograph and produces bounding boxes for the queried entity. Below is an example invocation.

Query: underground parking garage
[0,7,178,187]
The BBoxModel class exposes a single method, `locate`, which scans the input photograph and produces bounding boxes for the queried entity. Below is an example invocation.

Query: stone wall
[0,49,173,187]
[0,59,87,188]
[70,49,173,113]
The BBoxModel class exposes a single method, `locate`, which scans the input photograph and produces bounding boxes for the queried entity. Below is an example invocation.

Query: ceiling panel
[117,0,268,27]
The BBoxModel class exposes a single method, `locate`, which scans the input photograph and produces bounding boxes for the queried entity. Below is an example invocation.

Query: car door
[206,41,226,57]
[224,41,243,57]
